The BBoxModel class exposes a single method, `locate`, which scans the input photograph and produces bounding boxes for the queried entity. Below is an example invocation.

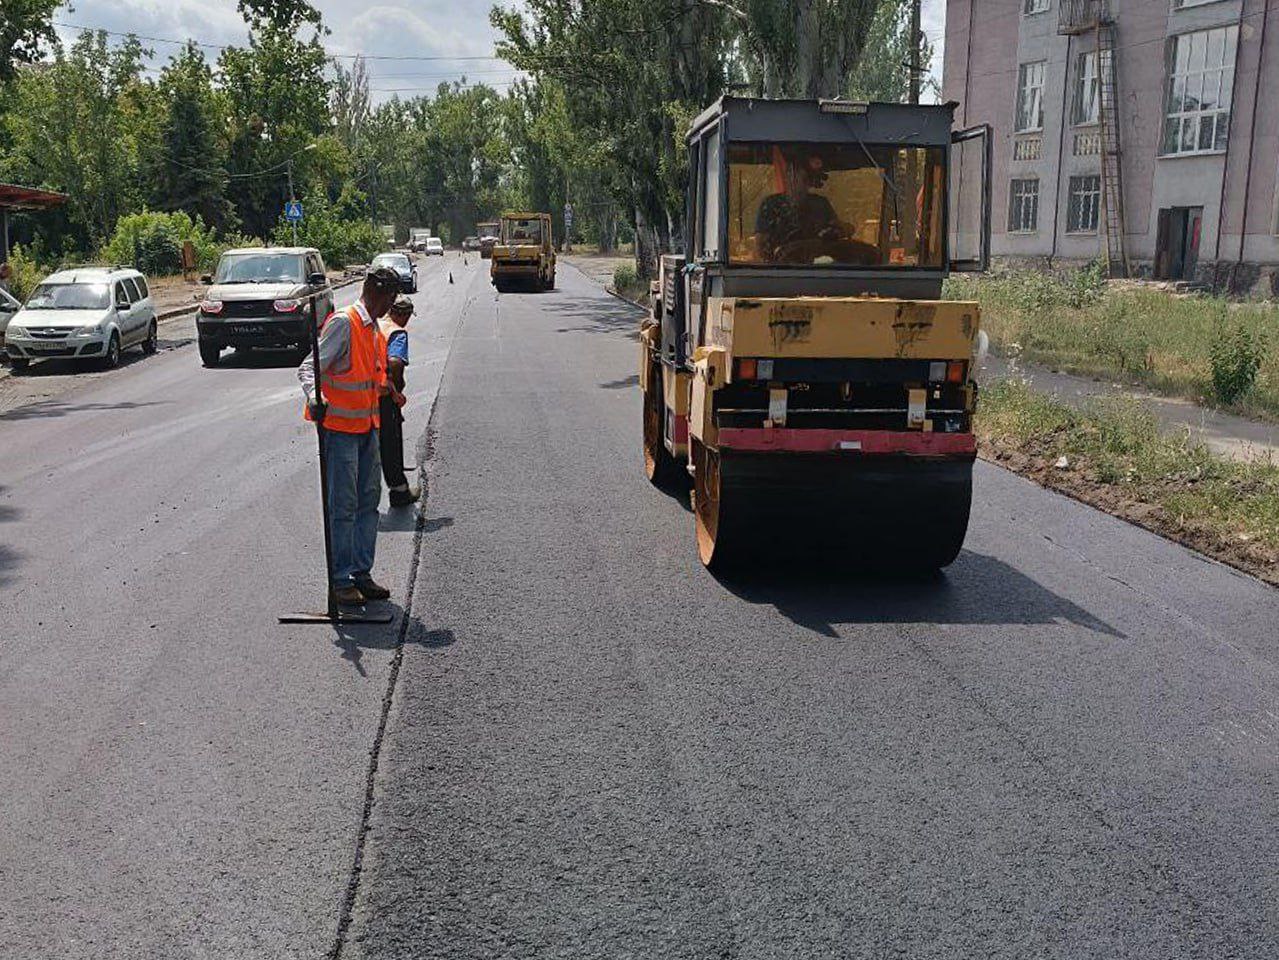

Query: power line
[52,20,507,61]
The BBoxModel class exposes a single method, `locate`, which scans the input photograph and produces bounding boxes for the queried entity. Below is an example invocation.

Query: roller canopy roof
[687,98,958,148]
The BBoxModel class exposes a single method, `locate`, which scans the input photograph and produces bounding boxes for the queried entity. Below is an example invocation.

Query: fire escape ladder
[1095,20,1129,278]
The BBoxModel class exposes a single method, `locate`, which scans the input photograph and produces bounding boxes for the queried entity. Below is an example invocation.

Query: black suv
[197,247,334,367]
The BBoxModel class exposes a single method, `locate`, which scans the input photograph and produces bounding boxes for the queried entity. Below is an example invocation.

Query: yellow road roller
[640,97,991,570]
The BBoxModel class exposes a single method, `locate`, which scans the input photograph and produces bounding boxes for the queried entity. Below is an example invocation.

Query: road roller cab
[640,97,992,570]
[491,212,556,291]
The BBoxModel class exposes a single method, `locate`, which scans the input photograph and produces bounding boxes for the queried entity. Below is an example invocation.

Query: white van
[4,266,158,371]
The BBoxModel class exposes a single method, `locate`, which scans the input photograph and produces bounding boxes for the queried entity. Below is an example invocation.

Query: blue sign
[284,200,304,222]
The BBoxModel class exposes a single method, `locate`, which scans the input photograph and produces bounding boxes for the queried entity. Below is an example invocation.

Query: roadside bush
[1210,316,1267,405]
[102,211,222,275]
[4,243,48,301]
[271,191,384,270]
[613,262,638,291]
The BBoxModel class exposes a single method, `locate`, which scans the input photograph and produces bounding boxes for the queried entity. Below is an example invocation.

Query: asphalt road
[4,256,1279,958]
[0,252,472,958]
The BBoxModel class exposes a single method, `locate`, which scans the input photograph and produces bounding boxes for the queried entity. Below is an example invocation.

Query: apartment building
[944,0,1279,292]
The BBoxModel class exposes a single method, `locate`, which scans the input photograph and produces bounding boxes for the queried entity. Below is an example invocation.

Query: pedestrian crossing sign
[284,200,304,222]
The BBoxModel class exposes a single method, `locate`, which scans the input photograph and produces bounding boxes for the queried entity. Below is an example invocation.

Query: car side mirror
[200,274,213,285]
[308,272,326,286]
[116,298,130,311]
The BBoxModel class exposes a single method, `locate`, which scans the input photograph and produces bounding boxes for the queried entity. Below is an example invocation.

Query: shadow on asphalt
[0,484,18,587]
[718,549,1124,639]
[214,347,306,370]
[600,374,639,390]
[330,605,456,677]
[553,295,642,341]
[0,398,171,421]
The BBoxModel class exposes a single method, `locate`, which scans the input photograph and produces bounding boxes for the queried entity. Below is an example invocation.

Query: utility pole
[908,0,922,105]
[287,158,298,245]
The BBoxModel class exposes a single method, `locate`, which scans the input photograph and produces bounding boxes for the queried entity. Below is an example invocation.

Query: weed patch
[948,269,1279,419]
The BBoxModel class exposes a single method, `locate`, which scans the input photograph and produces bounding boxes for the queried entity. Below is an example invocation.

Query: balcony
[1059,0,1110,34]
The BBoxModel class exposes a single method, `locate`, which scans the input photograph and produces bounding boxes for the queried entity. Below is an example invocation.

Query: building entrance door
[1155,206,1203,280]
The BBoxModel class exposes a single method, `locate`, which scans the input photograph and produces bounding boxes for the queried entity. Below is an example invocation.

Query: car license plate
[32,344,65,353]
[231,324,266,334]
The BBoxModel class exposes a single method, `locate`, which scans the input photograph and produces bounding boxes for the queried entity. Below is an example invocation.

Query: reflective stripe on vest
[304,305,386,434]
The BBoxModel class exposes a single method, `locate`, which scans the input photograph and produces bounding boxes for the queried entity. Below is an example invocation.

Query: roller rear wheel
[642,362,682,488]
[693,438,739,569]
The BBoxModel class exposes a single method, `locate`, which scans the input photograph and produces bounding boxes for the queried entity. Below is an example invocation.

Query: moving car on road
[425,237,444,257]
[371,252,418,293]
[4,266,158,371]
[197,247,333,368]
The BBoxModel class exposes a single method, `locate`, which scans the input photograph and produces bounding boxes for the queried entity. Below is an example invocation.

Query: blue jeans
[323,428,381,588]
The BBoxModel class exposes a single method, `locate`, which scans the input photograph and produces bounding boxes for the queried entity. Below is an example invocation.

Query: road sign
[284,200,304,223]
[563,202,574,227]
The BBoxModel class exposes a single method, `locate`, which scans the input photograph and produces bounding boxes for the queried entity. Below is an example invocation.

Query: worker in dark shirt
[378,295,418,507]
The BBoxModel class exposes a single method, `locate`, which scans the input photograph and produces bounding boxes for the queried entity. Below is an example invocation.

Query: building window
[1163,25,1238,155]
[1072,49,1113,125]
[1067,175,1101,232]
[1024,0,1049,13]
[1009,179,1040,232]
[1016,61,1047,132]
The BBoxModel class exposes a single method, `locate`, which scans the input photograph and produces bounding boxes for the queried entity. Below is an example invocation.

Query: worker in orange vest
[297,267,404,606]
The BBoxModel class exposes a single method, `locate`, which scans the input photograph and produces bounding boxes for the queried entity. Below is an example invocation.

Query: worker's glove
[308,401,328,422]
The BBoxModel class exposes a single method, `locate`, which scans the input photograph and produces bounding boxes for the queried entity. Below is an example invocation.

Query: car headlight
[73,326,101,338]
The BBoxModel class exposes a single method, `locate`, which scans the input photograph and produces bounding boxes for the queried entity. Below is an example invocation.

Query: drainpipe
[1051,34,1073,264]
[961,0,975,125]
[1212,0,1250,286]
[1234,0,1270,273]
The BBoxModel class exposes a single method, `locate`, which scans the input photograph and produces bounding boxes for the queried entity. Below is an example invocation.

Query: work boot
[354,578,391,600]
[388,484,420,507]
[334,585,366,606]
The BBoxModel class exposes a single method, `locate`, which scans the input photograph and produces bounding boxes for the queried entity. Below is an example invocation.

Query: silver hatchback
[4,267,158,370]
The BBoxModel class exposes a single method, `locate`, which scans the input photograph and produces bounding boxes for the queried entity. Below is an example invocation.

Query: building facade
[944,0,1279,293]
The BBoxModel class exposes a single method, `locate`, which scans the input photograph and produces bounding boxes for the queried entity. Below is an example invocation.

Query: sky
[51,0,946,103]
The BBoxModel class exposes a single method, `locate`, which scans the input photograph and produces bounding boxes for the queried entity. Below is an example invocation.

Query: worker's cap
[390,295,414,314]
[365,266,400,291]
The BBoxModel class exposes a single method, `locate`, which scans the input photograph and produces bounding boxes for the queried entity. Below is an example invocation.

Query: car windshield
[373,255,410,270]
[214,253,304,284]
[478,224,499,239]
[725,142,945,268]
[502,219,542,244]
[25,282,112,310]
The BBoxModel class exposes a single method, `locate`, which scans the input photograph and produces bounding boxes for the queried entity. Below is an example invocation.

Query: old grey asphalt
[345,261,1279,959]
[0,252,475,958]
[5,255,1279,958]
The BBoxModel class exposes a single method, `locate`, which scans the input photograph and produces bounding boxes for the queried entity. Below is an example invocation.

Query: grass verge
[947,270,1279,420]
[978,378,1279,586]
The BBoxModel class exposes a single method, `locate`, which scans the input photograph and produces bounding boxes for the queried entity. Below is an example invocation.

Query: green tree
[219,17,330,237]
[0,0,60,84]
[148,43,234,230]
[0,31,153,251]
[846,0,935,102]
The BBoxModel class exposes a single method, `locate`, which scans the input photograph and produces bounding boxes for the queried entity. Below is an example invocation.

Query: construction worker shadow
[718,549,1124,640]
[599,374,639,389]
[331,608,456,677]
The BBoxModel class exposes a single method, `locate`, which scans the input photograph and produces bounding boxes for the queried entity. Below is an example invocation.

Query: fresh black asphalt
[3,257,1279,958]
[346,262,1279,959]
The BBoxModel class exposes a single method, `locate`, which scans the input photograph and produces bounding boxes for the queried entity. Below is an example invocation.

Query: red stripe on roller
[717,428,976,457]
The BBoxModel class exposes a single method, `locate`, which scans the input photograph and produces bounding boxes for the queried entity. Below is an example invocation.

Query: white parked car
[425,237,444,256]
[4,266,158,371]
[0,286,20,348]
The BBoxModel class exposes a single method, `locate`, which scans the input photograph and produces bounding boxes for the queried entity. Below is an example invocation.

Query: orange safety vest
[305,305,386,433]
